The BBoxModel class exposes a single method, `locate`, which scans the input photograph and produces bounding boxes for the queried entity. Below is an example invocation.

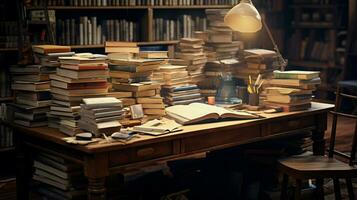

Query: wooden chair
[278,80,357,200]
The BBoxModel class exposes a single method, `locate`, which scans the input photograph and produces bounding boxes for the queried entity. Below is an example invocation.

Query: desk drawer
[181,126,260,153]
[109,141,173,166]
[266,116,315,135]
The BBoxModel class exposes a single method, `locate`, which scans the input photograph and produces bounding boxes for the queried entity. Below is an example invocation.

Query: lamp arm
[262,17,288,71]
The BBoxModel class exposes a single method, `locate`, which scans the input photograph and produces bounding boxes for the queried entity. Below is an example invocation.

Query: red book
[51,80,108,90]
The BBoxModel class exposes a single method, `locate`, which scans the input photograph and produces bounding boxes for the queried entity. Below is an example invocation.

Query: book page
[189,103,255,118]
[165,104,219,122]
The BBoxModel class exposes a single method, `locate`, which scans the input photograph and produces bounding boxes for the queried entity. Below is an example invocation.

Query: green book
[273,70,320,80]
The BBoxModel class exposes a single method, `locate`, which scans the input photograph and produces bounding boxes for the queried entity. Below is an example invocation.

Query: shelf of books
[285,0,349,100]
[27,5,233,10]
[70,40,179,49]
[289,60,344,70]
[0,48,18,52]
[0,146,15,153]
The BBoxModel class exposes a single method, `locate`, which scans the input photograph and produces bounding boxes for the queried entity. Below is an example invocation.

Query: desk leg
[88,177,106,199]
[15,132,32,200]
[85,153,109,200]
[312,113,327,156]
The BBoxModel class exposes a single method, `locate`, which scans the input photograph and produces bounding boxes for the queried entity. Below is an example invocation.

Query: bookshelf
[24,3,238,46]
[285,0,349,100]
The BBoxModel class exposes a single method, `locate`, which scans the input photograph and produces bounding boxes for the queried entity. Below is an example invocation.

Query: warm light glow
[224,1,262,33]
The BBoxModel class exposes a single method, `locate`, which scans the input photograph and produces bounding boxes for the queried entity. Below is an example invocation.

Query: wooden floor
[324,114,357,199]
[325,114,356,153]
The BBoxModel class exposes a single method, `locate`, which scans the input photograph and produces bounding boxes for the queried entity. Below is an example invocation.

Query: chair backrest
[328,81,357,166]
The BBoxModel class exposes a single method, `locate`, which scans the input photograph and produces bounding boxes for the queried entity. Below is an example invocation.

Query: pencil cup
[248,93,259,106]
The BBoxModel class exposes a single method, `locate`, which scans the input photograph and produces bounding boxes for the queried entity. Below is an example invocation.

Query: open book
[132,119,182,135]
[165,103,259,125]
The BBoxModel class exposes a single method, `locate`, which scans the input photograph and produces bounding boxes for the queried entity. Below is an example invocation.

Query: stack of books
[105,41,139,58]
[174,38,207,85]
[32,45,74,68]
[10,65,53,127]
[78,97,123,136]
[136,96,166,118]
[153,62,202,105]
[204,9,244,60]
[49,53,109,136]
[32,152,87,200]
[108,57,165,119]
[264,70,321,112]
[236,49,279,84]
[161,85,203,106]
[200,59,242,99]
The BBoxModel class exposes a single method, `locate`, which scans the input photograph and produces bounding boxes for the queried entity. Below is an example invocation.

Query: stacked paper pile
[49,53,109,136]
[108,57,165,120]
[153,62,202,105]
[264,70,321,112]
[32,152,87,199]
[236,49,279,84]
[175,38,207,85]
[200,59,242,99]
[10,65,52,127]
[78,97,123,136]
[205,9,243,60]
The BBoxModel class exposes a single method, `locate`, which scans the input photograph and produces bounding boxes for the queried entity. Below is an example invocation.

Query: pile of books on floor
[174,38,207,85]
[153,62,202,105]
[264,70,321,112]
[32,45,74,68]
[10,65,53,127]
[79,97,123,136]
[32,152,87,200]
[49,53,109,136]
[236,49,278,84]
[200,58,242,99]
[108,57,165,121]
[204,9,243,60]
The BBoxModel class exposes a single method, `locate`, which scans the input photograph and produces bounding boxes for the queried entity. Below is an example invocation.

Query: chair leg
[346,178,355,200]
[333,178,342,200]
[294,179,302,200]
[280,174,289,200]
[316,178,325,200]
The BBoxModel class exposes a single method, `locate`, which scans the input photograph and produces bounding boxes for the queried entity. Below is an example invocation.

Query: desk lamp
[224,0,287,71]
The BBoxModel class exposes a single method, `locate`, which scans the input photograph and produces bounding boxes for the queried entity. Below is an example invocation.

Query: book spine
[92,17,97,45]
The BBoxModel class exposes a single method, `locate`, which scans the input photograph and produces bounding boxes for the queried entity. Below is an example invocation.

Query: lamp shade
[224,1,262,33]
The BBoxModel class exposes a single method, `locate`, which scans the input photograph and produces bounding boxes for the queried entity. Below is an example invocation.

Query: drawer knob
[137,147,155,157]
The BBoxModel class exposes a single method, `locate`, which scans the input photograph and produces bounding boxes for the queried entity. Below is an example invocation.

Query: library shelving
[285,0,350,100]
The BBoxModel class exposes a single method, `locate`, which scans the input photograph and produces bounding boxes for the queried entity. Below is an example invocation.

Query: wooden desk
[13,102,334,200]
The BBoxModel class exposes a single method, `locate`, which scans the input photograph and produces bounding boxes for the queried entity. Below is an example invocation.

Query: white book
[82,97,122,108]
[115,19,119,41]
[97,25,101,45]
[79,23,84,45]
[88,21,92,45]
[83,16,88,45]
[92,17,97,45]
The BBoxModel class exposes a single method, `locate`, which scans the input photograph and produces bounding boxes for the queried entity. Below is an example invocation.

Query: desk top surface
[11,102,334,153]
